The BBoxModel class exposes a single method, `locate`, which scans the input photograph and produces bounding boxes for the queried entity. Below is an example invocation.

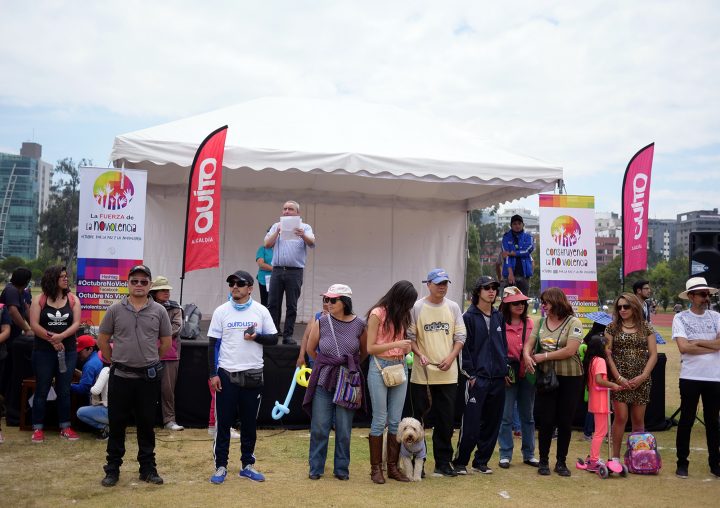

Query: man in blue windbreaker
[502,215,534,296]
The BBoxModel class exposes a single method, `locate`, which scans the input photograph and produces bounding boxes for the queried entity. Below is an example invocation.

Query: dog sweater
[400,439,426,459]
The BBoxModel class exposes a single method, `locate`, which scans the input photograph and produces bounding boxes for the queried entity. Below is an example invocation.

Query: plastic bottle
[57,351,67,373]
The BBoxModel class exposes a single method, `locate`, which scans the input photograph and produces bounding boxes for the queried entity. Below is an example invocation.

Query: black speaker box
[689,231,720,287]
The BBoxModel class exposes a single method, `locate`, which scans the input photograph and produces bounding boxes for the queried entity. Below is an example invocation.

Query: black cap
[226,270,254,286]
[476,275,500,289]
[128,264,152,278]
[510,214,523,224]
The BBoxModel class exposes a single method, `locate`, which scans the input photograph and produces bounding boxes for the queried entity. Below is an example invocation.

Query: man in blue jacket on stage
[502,215,534,296]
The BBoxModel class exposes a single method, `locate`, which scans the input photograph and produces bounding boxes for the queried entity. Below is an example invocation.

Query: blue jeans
[367,356,407,436]
[498,376,536,461]
[309,386,355,477]
[77,405,109,429]
[32,349,77,429]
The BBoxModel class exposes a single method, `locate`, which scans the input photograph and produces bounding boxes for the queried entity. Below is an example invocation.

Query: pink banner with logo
[183,126,228,274]
[622,143,654,276]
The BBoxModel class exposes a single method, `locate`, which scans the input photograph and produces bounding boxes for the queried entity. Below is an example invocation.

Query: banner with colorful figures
[76,167,147,325]
[538,194,599,329]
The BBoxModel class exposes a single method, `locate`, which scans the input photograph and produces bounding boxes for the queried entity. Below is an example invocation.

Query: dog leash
[419,362,440,422]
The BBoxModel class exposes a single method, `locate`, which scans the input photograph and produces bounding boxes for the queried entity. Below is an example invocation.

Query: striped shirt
[265,221,315,268]
[317,315,365,389]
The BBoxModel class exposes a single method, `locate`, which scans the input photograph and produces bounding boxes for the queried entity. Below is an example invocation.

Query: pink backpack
[624,432,662,474]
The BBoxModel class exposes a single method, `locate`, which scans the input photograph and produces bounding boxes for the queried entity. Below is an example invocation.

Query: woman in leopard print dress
[604,292,658,460]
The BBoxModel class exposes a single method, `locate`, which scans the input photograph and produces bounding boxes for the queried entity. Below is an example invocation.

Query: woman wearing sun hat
[498,286,539,469]
[303,284,367,481]
[672,276,720,479]
[150,276,184,431]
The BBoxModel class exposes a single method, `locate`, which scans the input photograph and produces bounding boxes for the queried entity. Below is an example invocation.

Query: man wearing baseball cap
[672,276,720,479]
[501,215,534,296]
[408,268,467,477]
[70,335,106,438]
[207,270,278,484]
[97,264,172,487]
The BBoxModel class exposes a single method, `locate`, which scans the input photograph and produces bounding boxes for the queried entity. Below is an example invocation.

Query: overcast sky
[1,0,718,218]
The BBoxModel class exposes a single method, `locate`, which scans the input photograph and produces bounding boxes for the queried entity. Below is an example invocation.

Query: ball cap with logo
[322,284,352,298]
[423,268,451,284]
[476,275,500,290]
[76,334,96,352]
[678,276,718,299]
[128,264,152,278]
[226,270,254,286]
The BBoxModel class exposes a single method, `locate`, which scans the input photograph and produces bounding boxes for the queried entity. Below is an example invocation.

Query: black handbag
[533,317,570,393]
[535,363,559,393]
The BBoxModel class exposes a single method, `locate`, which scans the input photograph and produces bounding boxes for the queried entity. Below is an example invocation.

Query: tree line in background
[0,158,82,284]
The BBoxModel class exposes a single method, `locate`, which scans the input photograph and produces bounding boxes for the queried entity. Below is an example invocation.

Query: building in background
[648,218,677,261]
[595,235,620,268]
[489,207,540,235]
[676,209,720,257]
[0,142,53,259]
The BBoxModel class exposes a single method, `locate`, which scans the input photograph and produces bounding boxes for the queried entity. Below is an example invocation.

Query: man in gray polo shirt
[97,264,172,487]
[264,200,315,345]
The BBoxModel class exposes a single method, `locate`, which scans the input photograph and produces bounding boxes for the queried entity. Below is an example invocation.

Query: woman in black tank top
[28,266,82,442]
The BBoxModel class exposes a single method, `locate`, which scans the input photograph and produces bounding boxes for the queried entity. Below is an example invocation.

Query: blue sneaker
[210,466,227,484]
[239,464,265,482]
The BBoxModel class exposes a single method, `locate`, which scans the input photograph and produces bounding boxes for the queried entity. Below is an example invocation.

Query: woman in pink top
[366,280,417,484]
[499,286,538,468]
[582,336,622,470]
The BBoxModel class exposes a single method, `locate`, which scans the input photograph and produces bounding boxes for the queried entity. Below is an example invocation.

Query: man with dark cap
[97,264,172,487]
[208,270,278,484]
[501,215,534,296]
[453,276,506,475]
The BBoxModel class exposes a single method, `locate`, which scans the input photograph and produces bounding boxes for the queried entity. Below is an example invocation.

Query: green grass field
[1,320,718,507]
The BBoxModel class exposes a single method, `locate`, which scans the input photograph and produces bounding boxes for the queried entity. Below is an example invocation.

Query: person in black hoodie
[452,276,507,475]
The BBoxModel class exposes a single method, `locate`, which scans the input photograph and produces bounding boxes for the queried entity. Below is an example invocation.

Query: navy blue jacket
[461,305,508,379]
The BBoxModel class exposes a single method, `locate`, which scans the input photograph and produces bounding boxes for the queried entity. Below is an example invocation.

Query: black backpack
[180,303,202,340]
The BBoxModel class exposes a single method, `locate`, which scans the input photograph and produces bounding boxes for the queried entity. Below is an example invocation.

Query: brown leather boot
[386,433,410,482]
[369,435,386,484]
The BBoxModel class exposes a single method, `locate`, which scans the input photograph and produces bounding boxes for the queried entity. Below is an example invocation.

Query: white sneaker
[208,426,240,439]
[165,422,184,431]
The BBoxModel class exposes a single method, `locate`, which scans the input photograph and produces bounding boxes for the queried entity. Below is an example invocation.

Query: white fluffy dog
[396,417,426,482]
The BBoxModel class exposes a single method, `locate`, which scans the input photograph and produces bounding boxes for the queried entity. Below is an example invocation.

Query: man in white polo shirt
[672,276,720,479]
[207,270,278,485]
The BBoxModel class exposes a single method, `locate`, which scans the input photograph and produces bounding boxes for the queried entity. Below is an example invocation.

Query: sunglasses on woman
[323,297,339,304]
[228,280,248,288]
[129,279,150,286]
[509,301,526,306]
[617,304,632,310]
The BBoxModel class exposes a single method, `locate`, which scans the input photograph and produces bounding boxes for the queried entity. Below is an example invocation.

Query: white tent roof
[111,97,562,209]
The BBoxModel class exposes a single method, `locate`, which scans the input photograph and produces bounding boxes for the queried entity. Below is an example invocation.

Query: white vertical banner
[76,167,147,324]
[539,194,599,328]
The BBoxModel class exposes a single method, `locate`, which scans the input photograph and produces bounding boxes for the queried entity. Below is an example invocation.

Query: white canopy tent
[111,97,562,321]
